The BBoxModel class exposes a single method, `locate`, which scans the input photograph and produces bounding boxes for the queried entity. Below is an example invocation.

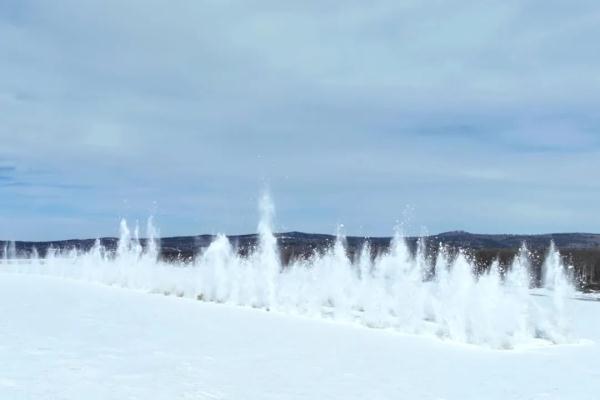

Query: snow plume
[2,241,17,261]
[4,197,576,349]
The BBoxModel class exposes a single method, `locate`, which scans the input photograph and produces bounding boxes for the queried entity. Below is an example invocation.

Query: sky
[1,0,600,240]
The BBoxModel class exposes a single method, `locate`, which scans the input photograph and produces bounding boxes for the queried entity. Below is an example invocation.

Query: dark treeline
[2,231,600,291]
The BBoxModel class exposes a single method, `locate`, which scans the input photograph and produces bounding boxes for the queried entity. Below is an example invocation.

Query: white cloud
[1,0,600,238]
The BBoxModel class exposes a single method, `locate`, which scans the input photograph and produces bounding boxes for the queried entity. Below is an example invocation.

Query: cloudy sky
[1,0,600,240]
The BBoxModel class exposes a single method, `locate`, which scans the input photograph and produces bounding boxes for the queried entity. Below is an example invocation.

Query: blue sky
[1,0,600,240]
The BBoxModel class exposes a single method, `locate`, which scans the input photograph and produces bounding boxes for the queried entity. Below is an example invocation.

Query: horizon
[3,226,600,244]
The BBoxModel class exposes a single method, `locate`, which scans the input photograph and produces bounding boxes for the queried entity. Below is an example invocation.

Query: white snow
[1,272,599,400]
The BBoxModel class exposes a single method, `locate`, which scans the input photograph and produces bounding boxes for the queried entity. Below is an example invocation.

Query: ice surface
[0,273,598,400]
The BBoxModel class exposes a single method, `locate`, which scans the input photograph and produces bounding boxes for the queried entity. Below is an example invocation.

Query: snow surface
[1,273,599,400]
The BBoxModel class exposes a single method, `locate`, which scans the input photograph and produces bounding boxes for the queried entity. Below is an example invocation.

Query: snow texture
[0,273,599,400]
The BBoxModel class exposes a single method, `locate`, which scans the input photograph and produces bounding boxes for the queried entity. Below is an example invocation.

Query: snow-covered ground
[1,272,599,400]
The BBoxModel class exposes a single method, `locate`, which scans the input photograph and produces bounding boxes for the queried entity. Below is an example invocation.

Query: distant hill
[3,230,600,255]
[425,231,600,250]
